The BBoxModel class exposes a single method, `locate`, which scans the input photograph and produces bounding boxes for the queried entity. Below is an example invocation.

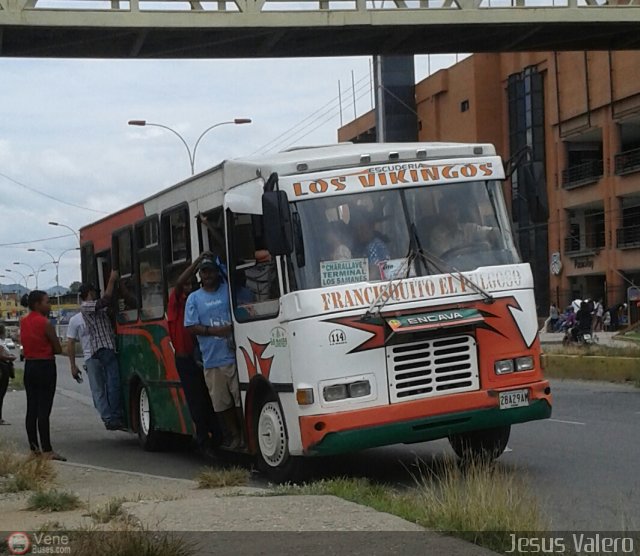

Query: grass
[70,528,197,556]
[276,458,547,554]
[89,497,131,524]
[0,442,56,493]
[9,367,24,390]
[27,489,82,512]
[195,466,250,489]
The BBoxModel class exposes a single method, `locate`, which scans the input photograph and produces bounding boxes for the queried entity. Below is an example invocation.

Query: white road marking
[504,446,513,453]
[548,418,585,426]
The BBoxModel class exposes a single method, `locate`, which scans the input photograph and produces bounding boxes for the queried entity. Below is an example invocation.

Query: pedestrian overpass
[0,0,639,57]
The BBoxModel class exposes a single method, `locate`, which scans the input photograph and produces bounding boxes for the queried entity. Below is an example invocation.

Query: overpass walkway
[1,0,640,57]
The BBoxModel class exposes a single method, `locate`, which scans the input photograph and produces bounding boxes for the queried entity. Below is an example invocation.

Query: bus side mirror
[262,191,293,256]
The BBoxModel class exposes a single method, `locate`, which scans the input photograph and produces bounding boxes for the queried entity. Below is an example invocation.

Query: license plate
[499,389,529,409]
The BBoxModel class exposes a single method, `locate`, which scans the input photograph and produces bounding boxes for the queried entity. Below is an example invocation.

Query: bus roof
[80,142,498,233]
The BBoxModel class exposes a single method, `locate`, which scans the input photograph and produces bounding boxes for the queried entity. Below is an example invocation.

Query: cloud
[0,54,460,289]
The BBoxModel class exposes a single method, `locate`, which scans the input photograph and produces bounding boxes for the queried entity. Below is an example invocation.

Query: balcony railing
[615,147,640,176]
[564,231,605,254]
[616,225,640,249]
[562,159,603,189]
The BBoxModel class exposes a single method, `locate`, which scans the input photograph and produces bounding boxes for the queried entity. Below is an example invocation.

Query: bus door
[225,209,292,406]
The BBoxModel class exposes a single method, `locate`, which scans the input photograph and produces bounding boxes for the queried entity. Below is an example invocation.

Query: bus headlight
[515,356,535,372]
[323,384,349,402]
[494,359,514,375]
[348,380,371,399]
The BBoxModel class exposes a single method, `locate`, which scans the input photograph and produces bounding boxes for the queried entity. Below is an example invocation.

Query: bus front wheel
[448,425,510,462]
[136,383,165,452]
[254,393,303,483]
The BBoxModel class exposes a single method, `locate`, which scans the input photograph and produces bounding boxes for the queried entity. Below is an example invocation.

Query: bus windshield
[291,180,520,291]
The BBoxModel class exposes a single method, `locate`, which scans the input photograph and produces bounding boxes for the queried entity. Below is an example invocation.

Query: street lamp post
[128,118,252,175]
[48,222,80,244]
[13,261,47,289]
[4,268,32,289]
[27,247,80,317]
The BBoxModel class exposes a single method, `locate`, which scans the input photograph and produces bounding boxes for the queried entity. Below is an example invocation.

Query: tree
[69,281,82,293]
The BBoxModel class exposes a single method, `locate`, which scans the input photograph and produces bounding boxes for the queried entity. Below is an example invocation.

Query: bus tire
[448,425,510,463]
[253,392,303,484]
[136,383,165,452]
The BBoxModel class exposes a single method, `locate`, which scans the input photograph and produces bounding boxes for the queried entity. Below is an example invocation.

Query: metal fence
[561,160,604,189]
[614,146,640,176]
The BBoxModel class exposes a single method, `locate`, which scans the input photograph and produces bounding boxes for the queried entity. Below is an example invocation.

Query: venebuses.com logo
[6,532,31,555]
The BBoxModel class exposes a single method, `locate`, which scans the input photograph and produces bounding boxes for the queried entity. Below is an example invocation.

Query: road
[3,354,639,531]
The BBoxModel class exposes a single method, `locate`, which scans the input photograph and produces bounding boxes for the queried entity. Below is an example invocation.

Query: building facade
[338,52,640,321]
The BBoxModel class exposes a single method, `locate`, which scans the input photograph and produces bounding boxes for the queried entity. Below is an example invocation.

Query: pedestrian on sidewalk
[80,270,124,430]
[592,298,604,332]
[185,256,245,450]
[19,290,65,460]
[66,312,110,426]
[0,324,16,425]
[168,251,223,456]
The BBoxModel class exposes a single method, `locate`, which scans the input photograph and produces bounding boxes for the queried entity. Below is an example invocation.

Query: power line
[0,171,107,215]
[0,233,75,247]
[265,78,372,154]
[251,71,371,156]
[277,85,373,153]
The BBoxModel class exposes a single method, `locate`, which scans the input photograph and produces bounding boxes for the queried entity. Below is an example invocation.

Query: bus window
[200,208,226,262]
[228,211,280,322]
[80,242,97,287]
[136,217,164,321]
[112,227,139,322]
[161,204,192,292]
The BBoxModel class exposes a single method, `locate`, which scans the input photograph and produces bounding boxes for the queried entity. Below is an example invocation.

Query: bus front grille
[387,335,480,403]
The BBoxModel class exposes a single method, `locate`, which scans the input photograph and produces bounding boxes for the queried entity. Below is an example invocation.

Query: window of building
[460,100,470,112]
[161,204,192,293]
[112,227,139,322]
[227,210,280,322]
[136,217,163,321]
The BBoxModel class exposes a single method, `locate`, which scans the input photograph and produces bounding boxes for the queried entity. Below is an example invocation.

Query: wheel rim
[258,401,287,467]
[139,387,150,436]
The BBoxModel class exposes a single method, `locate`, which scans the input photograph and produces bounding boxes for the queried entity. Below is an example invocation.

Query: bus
[80,142,552,481]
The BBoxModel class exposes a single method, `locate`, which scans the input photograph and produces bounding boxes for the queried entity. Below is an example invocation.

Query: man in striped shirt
[80,270,124,430]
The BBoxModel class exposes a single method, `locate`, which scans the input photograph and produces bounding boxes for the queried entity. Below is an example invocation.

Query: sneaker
[105,422,125,431]
[0,419,10,425]
[42,451,67,462]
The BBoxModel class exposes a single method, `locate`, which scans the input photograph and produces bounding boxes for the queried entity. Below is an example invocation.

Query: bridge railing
[5,0,640,13]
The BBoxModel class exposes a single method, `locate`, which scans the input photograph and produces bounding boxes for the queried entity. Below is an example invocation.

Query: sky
[0,54,461,291]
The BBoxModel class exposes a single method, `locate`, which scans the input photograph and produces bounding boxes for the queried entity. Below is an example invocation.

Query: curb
[55,460,198,485]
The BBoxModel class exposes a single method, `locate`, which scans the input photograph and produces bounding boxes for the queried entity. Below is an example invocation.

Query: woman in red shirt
[20,291,64,460]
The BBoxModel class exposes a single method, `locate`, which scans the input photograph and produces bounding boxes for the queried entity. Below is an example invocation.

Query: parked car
[4,338,15,350]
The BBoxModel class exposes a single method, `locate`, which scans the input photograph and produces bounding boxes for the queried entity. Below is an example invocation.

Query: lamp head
[128,120,147,126]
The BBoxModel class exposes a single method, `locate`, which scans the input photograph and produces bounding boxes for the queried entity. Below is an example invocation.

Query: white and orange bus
[80,142,551,481]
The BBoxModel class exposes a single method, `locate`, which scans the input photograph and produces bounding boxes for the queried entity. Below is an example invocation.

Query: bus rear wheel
[254,393,303,483]
[136,383,165,452]
[448,425,510,463]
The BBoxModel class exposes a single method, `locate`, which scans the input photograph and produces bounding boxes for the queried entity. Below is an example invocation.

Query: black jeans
[175,355,222,447]
[24,359,57,452]
[0,365,9,420]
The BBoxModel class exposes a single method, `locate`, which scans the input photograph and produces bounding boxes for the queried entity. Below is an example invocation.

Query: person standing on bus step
[185,256,245,450]
[0,324,16,426]
[168,251,223,456]
[67,311,110,426]
[19,291,65,460]
[80,270,124,430]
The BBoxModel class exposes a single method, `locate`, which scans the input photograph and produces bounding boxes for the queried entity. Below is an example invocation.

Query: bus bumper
[299,380,552,457]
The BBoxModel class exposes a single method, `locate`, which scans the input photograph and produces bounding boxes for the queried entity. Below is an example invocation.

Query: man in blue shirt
[184,257,244,450]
